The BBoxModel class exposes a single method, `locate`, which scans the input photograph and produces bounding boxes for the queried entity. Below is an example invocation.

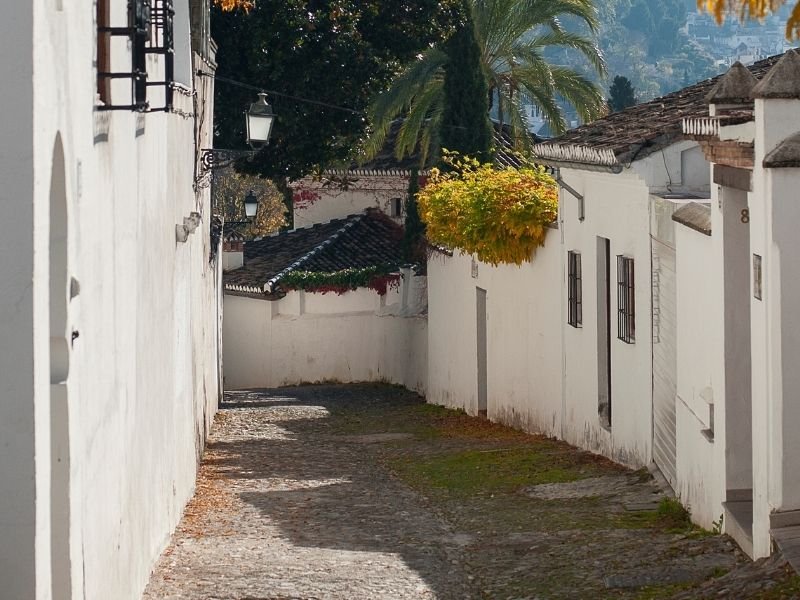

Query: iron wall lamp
[245,93,274,148]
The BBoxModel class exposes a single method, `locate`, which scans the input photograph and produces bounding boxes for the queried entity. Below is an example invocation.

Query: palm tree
[364,0,606,165]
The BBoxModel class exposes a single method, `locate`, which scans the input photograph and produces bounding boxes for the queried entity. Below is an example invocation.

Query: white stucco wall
[426,236,564,439]
[674,222,725,530]
[425,146,710,470]
[559,169,655,467]
[0,2,221,598]
[750,97,800,557]
[223,280,428,393]
[292,174,409,228]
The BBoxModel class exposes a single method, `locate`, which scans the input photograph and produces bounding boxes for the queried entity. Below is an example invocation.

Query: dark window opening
[567,250,582,327]
[390,198,402,218]
[617,255,635,344]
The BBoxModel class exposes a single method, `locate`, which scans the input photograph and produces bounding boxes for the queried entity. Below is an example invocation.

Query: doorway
[49,135,72,600]
[597,237,612,427]
[476,287,487,417]
[721,188,753,543]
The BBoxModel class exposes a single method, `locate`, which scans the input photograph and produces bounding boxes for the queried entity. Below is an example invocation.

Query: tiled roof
[224,209,404,297]
[533,53,787,171]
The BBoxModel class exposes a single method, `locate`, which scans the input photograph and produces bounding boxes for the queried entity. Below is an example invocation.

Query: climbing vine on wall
[280,266,401,296]
[416,154,558,265]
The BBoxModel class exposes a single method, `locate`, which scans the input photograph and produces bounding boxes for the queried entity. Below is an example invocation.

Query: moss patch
[755,574,800,599]
[390,445,613,498]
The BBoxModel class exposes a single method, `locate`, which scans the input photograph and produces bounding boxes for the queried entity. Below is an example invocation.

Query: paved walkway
[144,385,799,599]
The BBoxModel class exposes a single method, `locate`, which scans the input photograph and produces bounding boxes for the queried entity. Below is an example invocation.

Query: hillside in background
[524,0,795,135]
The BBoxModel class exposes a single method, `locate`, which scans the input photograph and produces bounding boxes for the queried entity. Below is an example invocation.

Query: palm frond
[520,30,606,76]
[396,79,445,162]
[362,48,448,161]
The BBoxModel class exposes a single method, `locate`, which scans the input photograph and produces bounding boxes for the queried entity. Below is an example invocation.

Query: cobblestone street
[144,385,800,599]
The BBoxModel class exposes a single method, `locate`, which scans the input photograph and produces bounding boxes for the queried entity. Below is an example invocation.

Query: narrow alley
[144,385,800,599]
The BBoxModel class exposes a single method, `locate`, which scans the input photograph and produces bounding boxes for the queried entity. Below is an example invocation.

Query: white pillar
[750,50,800,557]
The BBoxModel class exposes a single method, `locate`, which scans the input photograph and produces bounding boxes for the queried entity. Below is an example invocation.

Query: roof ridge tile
[263,213,366,293]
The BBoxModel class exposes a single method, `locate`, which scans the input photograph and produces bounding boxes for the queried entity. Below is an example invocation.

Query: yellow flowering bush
[417,154,558,266]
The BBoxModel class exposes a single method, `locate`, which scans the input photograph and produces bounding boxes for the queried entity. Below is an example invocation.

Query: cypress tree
[402,169,427,266]
[439,10,493,164]
[608,75,637,112]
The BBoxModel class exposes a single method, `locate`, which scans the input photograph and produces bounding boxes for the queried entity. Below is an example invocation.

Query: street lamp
[225,190,260,228]
[243,190,258,218]
[245,92,275,149]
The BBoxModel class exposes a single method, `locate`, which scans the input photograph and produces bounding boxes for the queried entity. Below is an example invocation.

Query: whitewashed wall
[292,174,409,228]
[426,234,564,439]
[674,222,725,530]
[750,95,800,557]
[558,168,654,467]
[0,2,220,598]
[223,277,428,393]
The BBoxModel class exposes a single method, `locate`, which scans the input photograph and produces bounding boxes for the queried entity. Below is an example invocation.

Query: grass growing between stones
[390,445,614,498]
[755,574,800,599]
[612,498,700,533]
[632,582,695,600]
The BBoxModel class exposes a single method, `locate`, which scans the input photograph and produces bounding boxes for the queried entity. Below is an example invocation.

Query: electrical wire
[201,71,554,146]
[199,71,365,115]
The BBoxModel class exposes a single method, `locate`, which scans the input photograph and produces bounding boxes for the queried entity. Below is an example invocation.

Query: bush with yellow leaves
[417,154,558,266]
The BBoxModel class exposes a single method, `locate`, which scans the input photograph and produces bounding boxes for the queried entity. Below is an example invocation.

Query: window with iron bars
[617,255,635,343]
[567,251,582,327]
[97,0,175,112]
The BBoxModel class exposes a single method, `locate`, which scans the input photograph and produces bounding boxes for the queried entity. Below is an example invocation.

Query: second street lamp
[226,190,260,228]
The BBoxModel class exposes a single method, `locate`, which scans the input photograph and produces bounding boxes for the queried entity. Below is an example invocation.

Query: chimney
[222,235,244,271]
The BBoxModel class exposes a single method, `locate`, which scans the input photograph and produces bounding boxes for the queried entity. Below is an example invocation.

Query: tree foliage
[417,154,558,265]
[608,75,637,112]
[212,168,286,237]
[211,1,460,182]
[213,0,253,11]
[440,12,494,164]
[699,0,800,39]
[365,0,606,166]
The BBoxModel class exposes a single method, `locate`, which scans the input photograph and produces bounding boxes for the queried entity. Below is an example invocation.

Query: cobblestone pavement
[144,385,800,599]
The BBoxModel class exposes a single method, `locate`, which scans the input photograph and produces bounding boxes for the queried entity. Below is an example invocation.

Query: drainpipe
[554,169,585,222]
[556,170,568,440]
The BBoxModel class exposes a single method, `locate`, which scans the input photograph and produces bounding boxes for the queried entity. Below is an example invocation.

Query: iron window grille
[567,251,582,327]
[617,255,635,343]
[97,0,175,112]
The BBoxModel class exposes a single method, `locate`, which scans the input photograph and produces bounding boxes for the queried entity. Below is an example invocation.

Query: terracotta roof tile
[224,209,404,296]
[534,53,786,169]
